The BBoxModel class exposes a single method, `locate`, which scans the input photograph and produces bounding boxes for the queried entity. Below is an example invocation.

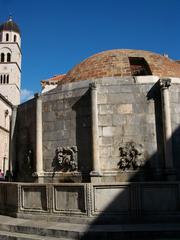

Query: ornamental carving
[54,146,78,172]
[22,149,34,176]
[118,142,145,170]
[89,81,97,90]
[159,78,171,89]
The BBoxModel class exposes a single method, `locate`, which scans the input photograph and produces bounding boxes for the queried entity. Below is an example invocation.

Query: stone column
[89,82,101,180]
[159,79,175,179]
[35,93,44,182]
[9,106,17,180]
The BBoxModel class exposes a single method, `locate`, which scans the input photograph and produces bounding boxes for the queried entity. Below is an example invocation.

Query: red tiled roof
[60,49,180,84]
[41,74,66,87]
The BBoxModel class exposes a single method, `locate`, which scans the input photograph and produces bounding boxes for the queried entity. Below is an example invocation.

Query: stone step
[0,216,80,239]
[0,223,79,239]
[1,215,180,239]
[0,230,71,240]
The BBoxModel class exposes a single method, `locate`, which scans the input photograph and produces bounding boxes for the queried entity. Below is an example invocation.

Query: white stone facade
[0,18,21,176]
[0,30,21,46]
[0,20,21,106]
[42,84,57,93]
[0,95,12,174]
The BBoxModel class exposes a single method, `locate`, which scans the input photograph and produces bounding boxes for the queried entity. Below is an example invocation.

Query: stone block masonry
[97,80,158,172]
[42,85,92,176]
[0,181,180,224]
[14,75,180,183]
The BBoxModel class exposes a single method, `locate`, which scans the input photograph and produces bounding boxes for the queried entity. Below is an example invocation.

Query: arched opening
[0,75,2,84]
[6,75,9,84]
[1,53,5,62]
[3,75,6,84]
[129,57,152,76]
[6,33,9,42]
[7,53,11,62]
[14,35,17,42]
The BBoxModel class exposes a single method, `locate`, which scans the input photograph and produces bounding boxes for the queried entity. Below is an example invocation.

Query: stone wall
[91,77,180,182]
[42,82,92,181]
[16,99,36,181]
[42,77,163,182]
[170,84,180,178]
[0,181,180,223]
[0,96,12,174]
[0,129,9,172]
[97,77,159,174]
[15,77,180,182]
[96,77,180,181]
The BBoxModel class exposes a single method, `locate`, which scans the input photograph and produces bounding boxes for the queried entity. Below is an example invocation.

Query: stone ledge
[32,171,82,177]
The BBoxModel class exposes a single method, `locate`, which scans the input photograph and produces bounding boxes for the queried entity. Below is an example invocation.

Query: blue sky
[0,0,180,101]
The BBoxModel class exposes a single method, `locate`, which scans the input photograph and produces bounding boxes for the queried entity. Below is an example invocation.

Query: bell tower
[0,16,21,105]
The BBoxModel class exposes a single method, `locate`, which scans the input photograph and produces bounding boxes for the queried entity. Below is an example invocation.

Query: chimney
[163,53,169,58]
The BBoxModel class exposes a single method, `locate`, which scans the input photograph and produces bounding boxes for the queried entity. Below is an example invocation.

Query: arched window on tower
[7,75,9,84]
[7,53,11,62]
[0,75,9,84]
[6,33,9,41]
[14,35,17,42]
[1,53,5,62]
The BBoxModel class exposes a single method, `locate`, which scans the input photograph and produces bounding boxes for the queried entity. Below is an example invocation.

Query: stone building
[2,49,179,225]
[41,74,66,93]
[0,16,21,105]
[0,17,21,176]
[0,94,12,174]
[1,17,180,226]
[14,49,180,183]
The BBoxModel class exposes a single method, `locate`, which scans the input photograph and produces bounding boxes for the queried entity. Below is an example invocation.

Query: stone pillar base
[32,172,44,183]
[90,171,102,183]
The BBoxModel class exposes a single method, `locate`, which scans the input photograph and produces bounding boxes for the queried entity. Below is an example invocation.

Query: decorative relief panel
[53,185,86,214]
[21,186,48,211]
[92,185,130,215]
[140,184,178,213]
[118,142,145,170]
[53,146,78,172]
